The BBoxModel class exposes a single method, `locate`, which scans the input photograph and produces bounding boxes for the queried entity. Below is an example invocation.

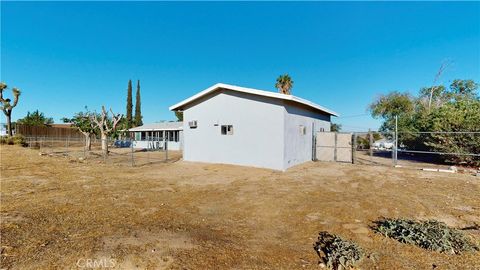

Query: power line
[335,113,370,119]
[398,131,480,134]
[340,124,377,130]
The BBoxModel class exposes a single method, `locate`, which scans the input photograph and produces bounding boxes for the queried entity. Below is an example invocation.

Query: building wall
[283,102,331,169]
[182,90,285,170]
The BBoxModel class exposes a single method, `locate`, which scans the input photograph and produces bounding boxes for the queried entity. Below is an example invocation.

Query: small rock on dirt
[351,227,369,234]
[449,166,458,172]
[367,252,379,263]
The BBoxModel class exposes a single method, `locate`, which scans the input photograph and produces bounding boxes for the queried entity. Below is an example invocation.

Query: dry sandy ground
[1,145,479,269]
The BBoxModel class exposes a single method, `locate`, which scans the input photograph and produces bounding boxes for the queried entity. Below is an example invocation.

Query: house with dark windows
[128,122,183,150]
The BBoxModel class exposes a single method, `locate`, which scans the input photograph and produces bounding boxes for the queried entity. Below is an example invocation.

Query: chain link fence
[24,130,480,171]
[351,131,395,167]
[395,131,480,170]
[24,136,181,166]
[315,130,479,172]
[350,131,479,170]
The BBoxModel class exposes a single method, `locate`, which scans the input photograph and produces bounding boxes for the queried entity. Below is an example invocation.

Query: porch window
[166,131,180,142]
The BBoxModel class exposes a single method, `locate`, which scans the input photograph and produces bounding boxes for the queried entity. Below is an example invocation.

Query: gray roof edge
[169,83,339,117]
[128,121,183,131]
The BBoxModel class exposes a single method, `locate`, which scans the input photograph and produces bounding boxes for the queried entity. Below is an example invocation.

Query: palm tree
[275,74,293,95]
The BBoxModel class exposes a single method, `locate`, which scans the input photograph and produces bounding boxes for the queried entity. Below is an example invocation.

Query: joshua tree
[89,106,123,156]
[0,82,21,136]
[275,74,293,95]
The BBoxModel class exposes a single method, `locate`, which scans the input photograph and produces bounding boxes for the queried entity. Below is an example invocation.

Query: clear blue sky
[1,1,479,131]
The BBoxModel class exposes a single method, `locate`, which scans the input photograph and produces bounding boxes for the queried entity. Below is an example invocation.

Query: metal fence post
[103,138,106,164]
[394,115,398,166]
[391,141,396,166]
[131,139,135,167]
[334,132,338,162]
[65,136,69,155]
[352,133,357,164]
[312,126,316,161]
[165,140,168,162]
[368,128,373,157]
[148,136,151,164]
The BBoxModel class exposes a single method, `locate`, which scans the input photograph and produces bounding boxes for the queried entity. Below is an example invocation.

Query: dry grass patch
[1,145,480,269]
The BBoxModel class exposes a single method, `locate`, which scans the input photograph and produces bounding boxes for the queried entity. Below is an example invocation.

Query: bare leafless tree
[89,106,123,156]
[428,60,452,112]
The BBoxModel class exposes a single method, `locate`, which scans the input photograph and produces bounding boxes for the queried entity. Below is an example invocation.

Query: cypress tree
[126,80,133,128]
[134,80,143,126]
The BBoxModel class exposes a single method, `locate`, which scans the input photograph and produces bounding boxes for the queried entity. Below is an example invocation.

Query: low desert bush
[373,218,479,254]
[0,135,27,146]
[1,136,14,145]
[12,135,26,146]
[314,231,363,270]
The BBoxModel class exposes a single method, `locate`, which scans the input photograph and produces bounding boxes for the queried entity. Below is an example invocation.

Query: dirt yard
[1,145,479,269]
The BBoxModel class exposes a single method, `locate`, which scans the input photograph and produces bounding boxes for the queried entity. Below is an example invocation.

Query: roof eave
[128,128,183,132]
[169,83,224,111]
[169,83,339,117]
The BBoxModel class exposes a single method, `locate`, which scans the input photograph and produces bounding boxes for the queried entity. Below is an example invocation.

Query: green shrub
[0,135,27,146]
[314,231,363,270]
[373,218,479,254]
[12,135,26,146]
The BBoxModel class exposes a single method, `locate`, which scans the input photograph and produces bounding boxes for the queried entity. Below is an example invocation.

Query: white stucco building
[170,83,338,171]
[128,122,183,150]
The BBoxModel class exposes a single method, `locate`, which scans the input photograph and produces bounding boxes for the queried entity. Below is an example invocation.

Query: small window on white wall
[320,128,325,132]
[221,125,234,135]
[299,125,306,135]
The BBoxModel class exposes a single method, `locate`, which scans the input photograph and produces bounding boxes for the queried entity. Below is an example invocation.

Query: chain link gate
[314,132,353,163]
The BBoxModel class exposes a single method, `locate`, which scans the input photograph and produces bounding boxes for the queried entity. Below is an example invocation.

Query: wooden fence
[16,124,83,138]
